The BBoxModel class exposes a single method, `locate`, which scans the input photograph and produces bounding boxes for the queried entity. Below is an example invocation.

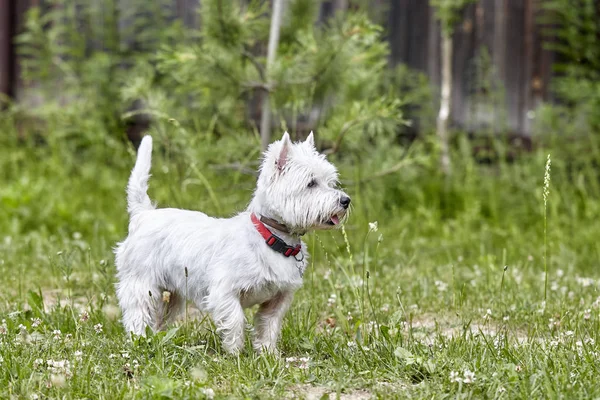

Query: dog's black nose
[340,196,351,209]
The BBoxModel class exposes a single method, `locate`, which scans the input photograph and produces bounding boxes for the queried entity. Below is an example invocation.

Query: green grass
[1,128,600,399]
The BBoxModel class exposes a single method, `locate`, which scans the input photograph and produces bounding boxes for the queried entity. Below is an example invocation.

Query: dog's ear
[305,131,315,148]
[276,132,291,173]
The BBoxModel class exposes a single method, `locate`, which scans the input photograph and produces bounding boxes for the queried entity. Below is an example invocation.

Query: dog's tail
[127,136,155,216]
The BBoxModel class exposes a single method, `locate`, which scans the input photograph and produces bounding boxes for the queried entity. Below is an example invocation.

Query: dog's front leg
[253,290,294,353]
[207,291,246,354]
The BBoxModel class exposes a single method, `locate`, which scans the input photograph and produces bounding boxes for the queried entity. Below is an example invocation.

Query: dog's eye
[307,179,317,188]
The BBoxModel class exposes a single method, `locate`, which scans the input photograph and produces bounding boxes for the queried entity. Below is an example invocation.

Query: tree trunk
[437,33,452,175]
[260,0,284,151]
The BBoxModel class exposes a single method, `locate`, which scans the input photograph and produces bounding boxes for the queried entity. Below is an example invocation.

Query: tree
[260,0,285,152]
[430,0,477,175]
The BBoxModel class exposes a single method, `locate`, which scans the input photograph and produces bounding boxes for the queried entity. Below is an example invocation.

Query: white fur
[114,132,350,353]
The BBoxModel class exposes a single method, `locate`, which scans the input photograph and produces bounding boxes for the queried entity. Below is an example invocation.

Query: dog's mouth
[326,214,342,226]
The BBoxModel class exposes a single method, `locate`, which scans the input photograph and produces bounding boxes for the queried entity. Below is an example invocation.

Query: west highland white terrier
[114,132,350,353]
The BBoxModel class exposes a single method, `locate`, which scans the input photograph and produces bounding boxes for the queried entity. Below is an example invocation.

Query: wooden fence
[0,0,558,137]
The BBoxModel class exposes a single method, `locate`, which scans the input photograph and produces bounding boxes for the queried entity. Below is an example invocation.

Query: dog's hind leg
[117,280,167,335]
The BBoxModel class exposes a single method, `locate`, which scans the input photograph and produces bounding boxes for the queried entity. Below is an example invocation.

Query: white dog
[114,132,350,353]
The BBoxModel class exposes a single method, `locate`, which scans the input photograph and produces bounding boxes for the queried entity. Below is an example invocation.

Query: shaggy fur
[114,132,350,353]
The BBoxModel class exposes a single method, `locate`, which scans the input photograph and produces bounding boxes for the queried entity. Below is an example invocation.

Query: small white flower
[323,269,332,280]
[576,276,594,288]
[202,388,215,399]
[74,351,83,361]
[368,221,378,232]
[498,386,506,393]
[380,304,390,312]
[463,370,475,384]
[121,352,130,359]
[298,357,310,370]
[347,341,357,348]
[53,330,61,340]
[449,371,462,383]
[435,280,448,292]
[31,318,42,328]
[79,311,89,323]
[584,309,591,320]
[503,316,510,322]
[565,330,575,337]
[50,374,66,387]
[94,323,103,334]
[515,365,522,373]
[109,354,117,359]
[327,294,337,307]
[73,232,82,240]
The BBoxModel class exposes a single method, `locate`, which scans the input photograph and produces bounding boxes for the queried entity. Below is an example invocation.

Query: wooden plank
[451,4,477,129]
[504,0,525,134]
[176,0,200,29]
[427,5,441,88]
[0,0,15,100]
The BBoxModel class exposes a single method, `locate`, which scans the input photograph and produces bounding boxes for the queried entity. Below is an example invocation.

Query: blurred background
[0,0,598,266]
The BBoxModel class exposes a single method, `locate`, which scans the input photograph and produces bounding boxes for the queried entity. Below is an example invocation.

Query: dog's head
[253,132,351,233]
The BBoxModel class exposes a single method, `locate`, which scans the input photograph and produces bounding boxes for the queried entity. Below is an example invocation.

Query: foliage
[540,0,600,133]
[430,0,477,35]
[14,0,406,154]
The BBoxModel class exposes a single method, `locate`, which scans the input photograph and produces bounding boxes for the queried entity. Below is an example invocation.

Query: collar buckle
[252,213,302,259]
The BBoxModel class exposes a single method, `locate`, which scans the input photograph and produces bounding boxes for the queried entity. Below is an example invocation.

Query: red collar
[251,213,301,258]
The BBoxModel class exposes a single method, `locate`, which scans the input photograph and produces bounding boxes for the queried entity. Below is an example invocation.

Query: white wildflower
[202,388,215,399]
[543,154,551,207]
[435,280,448,292]
[79,311,89,323]
[53,330,61,340]
[94,323,103,334]
[463,370,475,384]
[368,221,378,232]
[327,294,336,307]
[50,374,66,387]
[450,371,462,383]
